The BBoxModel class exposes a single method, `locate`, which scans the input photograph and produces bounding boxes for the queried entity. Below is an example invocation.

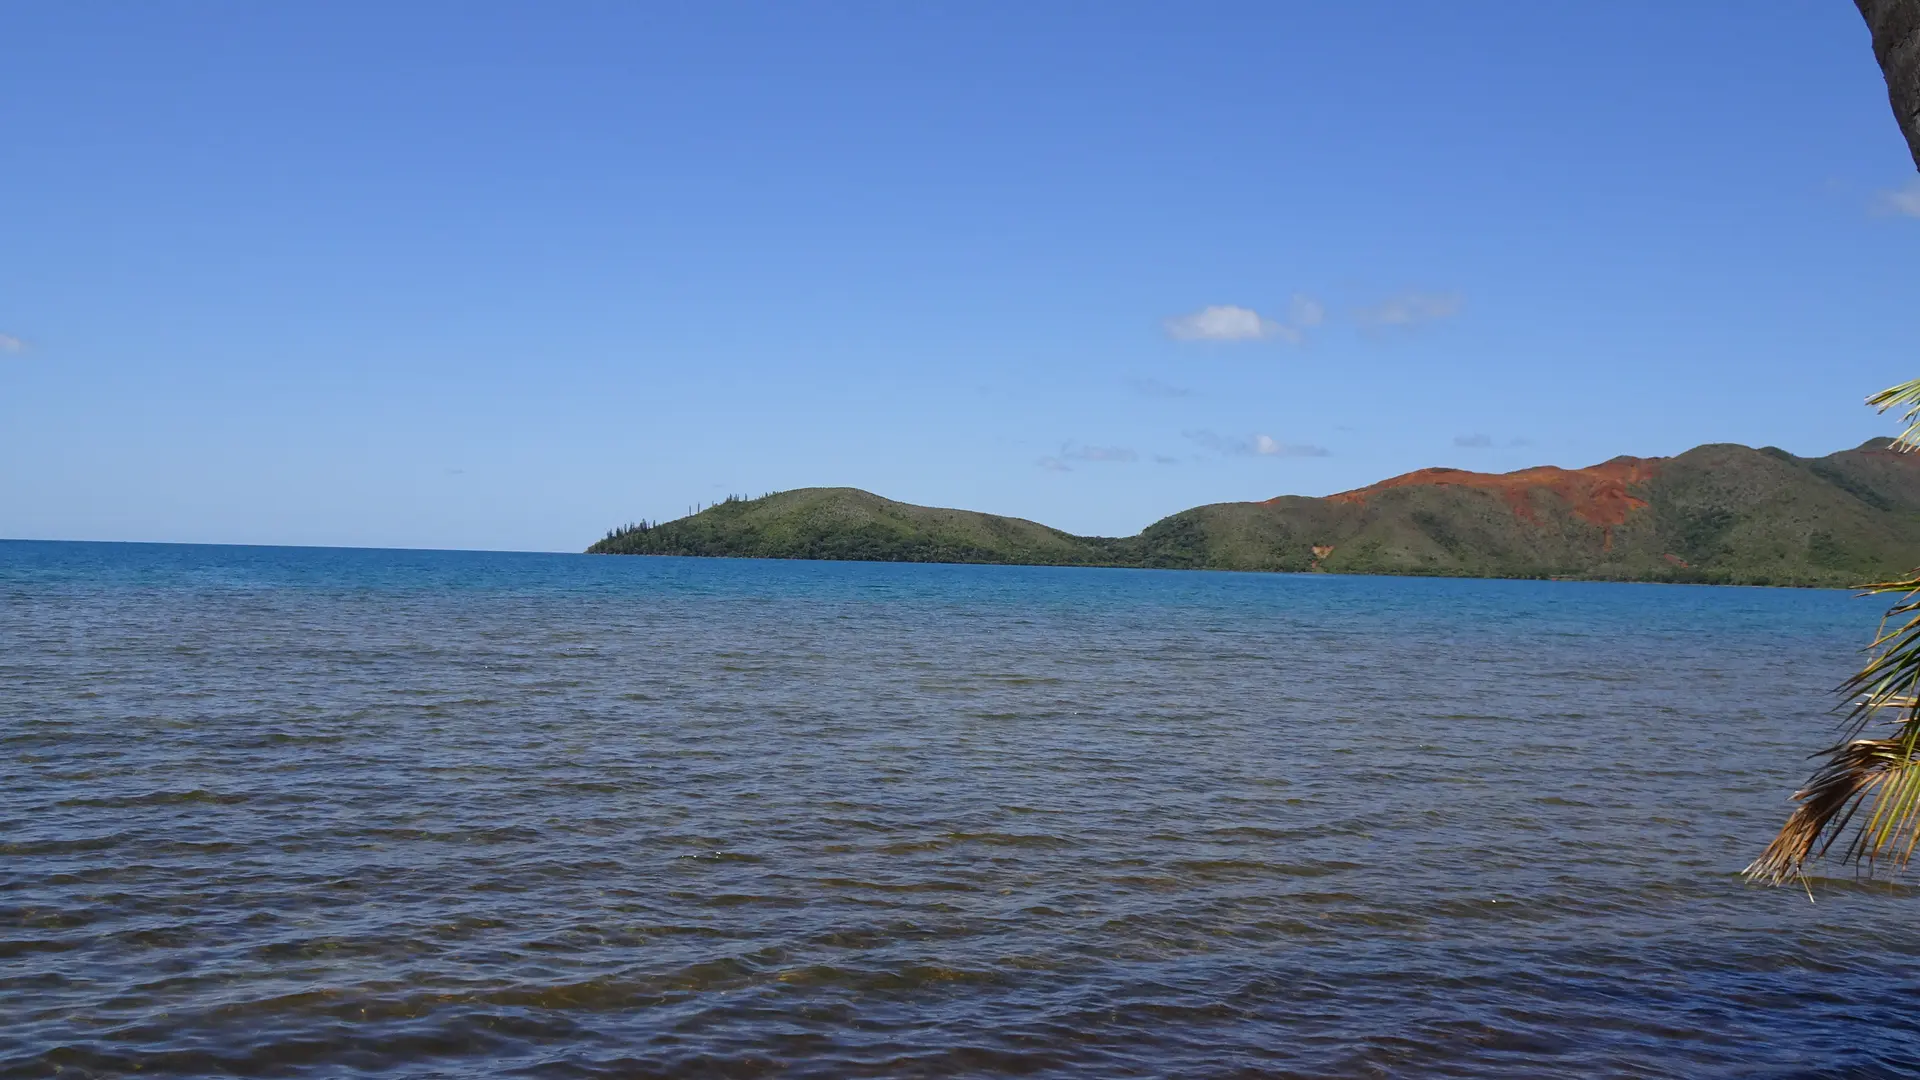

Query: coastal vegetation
[590,439,1920,589]
[1748,394,1920,885]
[1741,1,1920,886]
[1746,564,1920,885]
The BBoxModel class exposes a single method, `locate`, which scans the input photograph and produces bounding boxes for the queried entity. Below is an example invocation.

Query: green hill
[589,440,1920,587]
[592,487,1127,566]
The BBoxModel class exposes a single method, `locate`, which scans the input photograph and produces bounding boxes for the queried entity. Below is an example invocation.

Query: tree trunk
[1858,0,1920,172]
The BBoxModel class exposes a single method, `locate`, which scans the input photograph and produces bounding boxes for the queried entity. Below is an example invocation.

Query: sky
[3,2,1918,550]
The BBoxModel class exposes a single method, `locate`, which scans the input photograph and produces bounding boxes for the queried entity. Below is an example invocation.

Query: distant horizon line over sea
[5,539,1917,1076]
[2,536,575,555]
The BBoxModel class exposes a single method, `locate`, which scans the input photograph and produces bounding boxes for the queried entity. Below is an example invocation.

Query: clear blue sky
[3,2,1916,550]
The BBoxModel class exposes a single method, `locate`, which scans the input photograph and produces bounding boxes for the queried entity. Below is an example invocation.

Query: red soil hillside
[1300,456,1666,528]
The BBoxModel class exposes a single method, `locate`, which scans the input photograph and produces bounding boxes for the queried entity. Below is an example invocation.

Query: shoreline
[586,548,1865,591]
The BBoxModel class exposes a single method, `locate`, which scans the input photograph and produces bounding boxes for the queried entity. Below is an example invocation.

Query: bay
[2,540,1914,1077]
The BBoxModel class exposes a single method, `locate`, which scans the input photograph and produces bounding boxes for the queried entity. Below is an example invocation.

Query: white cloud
[1164,304,1289,342]
[1164,293,1326,344]
[1356,291,1462,328]
[0,334,25,353]
[1185,429,1330,458]
[1036,456,1072,472]
[1875,181,1920,218]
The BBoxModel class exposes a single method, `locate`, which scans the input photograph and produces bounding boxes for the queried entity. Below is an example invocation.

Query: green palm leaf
[1746,573,1920,885]
[1866,379,1920,451]
[1747,373,1920,886]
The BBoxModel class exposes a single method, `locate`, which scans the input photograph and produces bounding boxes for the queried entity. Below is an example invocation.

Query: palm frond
[1746,573,1920,886]
[1836,576,1920,736]
[1745,738,1920,885]
[1866,379,1920,451]
[1747,377,1920,886]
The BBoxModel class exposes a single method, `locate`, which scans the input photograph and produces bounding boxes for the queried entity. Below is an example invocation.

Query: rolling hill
[589,440,1920,587]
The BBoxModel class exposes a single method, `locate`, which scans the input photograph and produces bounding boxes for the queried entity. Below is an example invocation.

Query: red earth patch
[1305,457,1665,530]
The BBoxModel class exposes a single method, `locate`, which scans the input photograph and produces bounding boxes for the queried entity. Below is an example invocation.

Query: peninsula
[589,440,1920,587]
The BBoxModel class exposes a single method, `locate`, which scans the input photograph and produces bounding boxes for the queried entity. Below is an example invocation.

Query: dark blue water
[3,540,1916,1078]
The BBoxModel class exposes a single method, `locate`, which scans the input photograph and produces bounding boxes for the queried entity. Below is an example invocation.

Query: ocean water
[3,539,1917,1078]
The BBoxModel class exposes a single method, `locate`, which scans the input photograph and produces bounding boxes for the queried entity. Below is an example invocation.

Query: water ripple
[2,541,1918,1077]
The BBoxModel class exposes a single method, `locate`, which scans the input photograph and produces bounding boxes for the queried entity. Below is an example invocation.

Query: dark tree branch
[1858,0,1920,172]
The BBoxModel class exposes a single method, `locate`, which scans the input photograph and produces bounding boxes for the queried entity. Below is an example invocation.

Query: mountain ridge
[590,439,1920,587]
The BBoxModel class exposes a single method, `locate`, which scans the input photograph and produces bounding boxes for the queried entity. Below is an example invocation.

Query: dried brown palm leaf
[1746,574,1920,886]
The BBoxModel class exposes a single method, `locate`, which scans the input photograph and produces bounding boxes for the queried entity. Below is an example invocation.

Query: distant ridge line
[591,439,1920,588]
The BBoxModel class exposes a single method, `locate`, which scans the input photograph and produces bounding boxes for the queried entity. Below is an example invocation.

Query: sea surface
[3,540,1918,1078]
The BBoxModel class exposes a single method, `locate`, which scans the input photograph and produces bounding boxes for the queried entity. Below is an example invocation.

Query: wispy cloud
[1184,430,1237,454]
[1129,377,1192,398]
[1153,454,1180,465]
[1875,181,1920,218]
[0,334,26,353]
[1063,444,1138,463]
[1356,290,1462,329]
[1038,444,1137,471]
[1162,293,1326,344]
[1288,293,1325,328]
[1454,433,1532,450]
[1185,429,1330,458]
[1253,434,1328,457]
